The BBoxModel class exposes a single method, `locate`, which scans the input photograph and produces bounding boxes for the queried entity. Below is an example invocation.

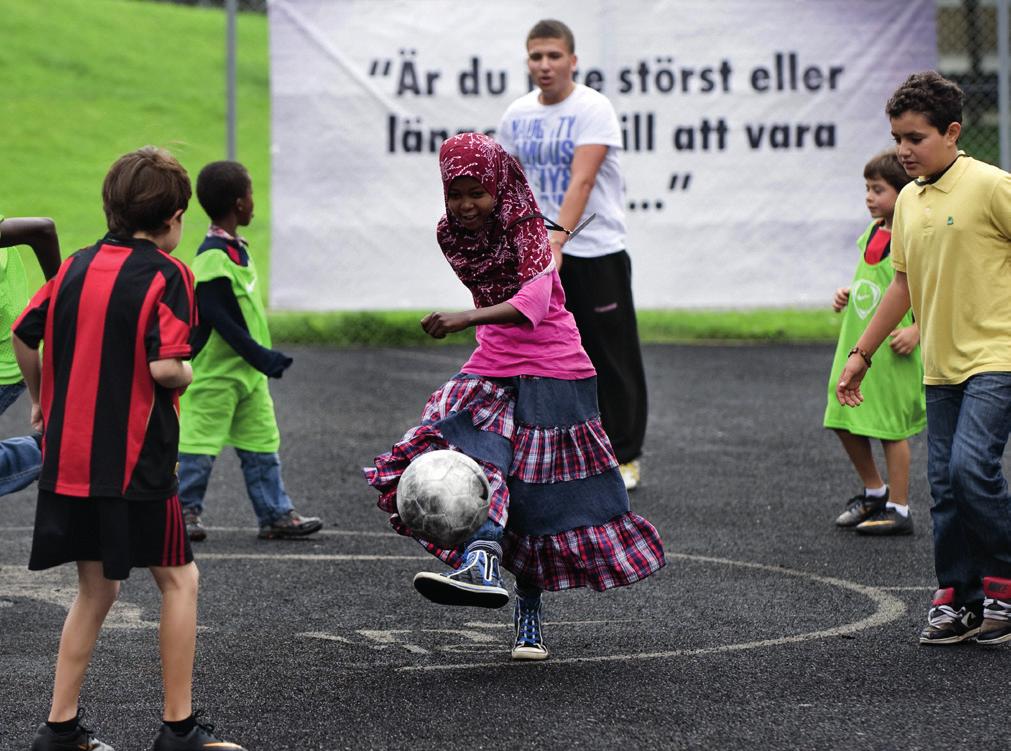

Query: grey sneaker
[413,541,509,608]
[511,591,549,660]
[835,489,888,527]
[977,576,1011,646]
[183,511,206,542]
[257,509,323,539]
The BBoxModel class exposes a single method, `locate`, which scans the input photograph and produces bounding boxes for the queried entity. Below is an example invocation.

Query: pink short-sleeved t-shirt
[460,270,595,380]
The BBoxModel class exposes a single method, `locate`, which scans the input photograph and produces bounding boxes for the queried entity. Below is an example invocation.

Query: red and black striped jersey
[13,234,195,500]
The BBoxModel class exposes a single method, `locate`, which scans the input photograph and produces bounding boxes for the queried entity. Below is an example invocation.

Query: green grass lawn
[0,0,844,344]
[0,0,270,285]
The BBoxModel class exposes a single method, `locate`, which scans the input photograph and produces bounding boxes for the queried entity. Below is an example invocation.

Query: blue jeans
[178,450,294,526]
[0,382,42,496]
[926,373,1011,603]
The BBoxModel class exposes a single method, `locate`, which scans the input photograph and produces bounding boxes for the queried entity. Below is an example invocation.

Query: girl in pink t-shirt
[365,133,664,661]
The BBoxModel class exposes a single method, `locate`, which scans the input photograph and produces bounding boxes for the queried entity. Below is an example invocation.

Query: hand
[836,353,868,407]
[421,311,472,339]
[832,287,850,312]
[266,350,294,378]
[888,325,919,356]
[29,402,43,433]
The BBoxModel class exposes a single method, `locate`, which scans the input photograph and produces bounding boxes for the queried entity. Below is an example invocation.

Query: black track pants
[559,250,648,464]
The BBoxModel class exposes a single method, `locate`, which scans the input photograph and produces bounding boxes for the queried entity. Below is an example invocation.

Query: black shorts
[29,490,193,580]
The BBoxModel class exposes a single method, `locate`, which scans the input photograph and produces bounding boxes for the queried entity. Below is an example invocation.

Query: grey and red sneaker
[257,509,323,539]
[977,576,1011,646]
[918,587,982,645]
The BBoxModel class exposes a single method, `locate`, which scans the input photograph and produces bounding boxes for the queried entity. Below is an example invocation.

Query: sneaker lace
[983,597,1011,621]
[516,602,542,645]
[928,604,961,628]
[192,709,216,735]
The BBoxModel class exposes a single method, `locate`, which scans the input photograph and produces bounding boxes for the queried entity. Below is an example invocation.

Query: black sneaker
[257,509,323,539]
[919,587,983,645]
[183,511,207,542]
[834,489,888,527]
[413,541,510,608]
[977,576,1011,646]
[855,506,914,536]
[151,713,246,751]
[31,713,114,751]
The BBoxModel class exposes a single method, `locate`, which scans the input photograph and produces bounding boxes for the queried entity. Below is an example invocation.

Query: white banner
[268,0,936,310]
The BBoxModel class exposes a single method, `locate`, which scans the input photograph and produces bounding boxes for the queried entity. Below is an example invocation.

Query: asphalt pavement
[2,343,1008,750]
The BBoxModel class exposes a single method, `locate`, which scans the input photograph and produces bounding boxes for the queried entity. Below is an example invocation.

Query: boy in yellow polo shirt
[837,71,1011,646]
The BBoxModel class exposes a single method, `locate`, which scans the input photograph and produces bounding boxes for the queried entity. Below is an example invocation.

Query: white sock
[886,501,909,517]
[865,485,888,498]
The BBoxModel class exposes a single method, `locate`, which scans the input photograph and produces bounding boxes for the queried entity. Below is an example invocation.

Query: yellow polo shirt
[890,154,1011,385]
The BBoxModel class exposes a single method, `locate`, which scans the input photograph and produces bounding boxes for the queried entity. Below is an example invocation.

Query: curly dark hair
[864,149,912,193]
[196,161,252,221]
[885,71,963,134]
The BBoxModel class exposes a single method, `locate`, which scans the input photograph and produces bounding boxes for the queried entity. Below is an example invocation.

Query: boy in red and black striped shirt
[15,148,246,751]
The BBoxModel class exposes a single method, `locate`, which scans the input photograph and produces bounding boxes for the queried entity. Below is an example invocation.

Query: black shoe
[855,506,913,536]
[183,511,207,542]
[31,713,114,751]
[151,713,246,751]
[834,489,888,527]
[257,509,323,539]
[919,588,983,645]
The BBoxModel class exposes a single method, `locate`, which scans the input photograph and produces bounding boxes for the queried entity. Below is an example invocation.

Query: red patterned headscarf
[436,132,552,308]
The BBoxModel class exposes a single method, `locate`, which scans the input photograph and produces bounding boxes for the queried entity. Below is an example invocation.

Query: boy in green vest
[824,150,925,536]
[178,161,322,541]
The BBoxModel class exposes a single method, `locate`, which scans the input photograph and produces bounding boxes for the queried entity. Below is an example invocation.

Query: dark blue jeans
[926,373,1011,603]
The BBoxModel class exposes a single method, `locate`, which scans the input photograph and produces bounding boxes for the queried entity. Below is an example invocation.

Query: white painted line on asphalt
[0,526,400,538]
[877,586,933,591]
[396,552,908,672]
[196,553,427,561]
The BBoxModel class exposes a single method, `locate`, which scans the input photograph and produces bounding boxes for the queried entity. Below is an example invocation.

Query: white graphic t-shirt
[497,84,627,259]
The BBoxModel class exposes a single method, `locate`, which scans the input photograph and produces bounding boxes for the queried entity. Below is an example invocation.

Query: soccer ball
[396,449,491,548]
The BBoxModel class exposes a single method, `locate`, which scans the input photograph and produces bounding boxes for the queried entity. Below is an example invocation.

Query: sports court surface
[1,344,1007,749]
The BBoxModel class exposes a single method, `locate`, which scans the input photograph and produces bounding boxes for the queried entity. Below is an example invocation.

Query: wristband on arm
[848,346,872,368]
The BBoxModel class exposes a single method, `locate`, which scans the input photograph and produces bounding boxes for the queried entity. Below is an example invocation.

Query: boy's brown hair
[864,149,913,193]
[885,71,964,136]
[102,147,191,236]
[527,19,575,53]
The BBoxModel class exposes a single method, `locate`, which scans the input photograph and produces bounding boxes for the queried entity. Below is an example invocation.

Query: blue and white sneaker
[413,541,509,608]
[511,591,549,660]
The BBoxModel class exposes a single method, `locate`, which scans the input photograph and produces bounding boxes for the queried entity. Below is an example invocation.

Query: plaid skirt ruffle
[364,374,665,592]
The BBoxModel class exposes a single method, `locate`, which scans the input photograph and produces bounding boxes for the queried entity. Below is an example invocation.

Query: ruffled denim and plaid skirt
[364,374,665,592]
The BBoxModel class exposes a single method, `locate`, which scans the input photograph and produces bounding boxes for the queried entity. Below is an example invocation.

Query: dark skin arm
[421,302,526,339]
[0,218,61,280]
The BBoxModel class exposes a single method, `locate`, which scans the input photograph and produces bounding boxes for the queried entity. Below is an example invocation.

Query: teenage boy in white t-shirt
[497,18,648,491]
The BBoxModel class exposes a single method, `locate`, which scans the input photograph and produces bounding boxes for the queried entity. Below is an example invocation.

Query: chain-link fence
[937,0,1009,168]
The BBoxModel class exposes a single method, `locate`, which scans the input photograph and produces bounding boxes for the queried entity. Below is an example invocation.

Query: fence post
[227,0,237,160]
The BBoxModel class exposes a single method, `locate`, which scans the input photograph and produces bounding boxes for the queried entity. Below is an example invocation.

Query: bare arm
[836,271,912,406]
[550,144,608,267]
[420,303,526,339]
[13,333,43,431]
[149,358,193,389]
[0,217,62,280]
